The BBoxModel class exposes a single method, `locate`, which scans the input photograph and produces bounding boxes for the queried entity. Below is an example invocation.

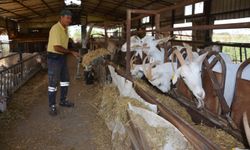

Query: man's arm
[54,45,80,57]
[54,45,71,54]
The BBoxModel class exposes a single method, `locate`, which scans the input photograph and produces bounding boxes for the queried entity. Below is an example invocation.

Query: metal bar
[244,48,247,60]
[171,40,250,48]
[240,47,243,62]
[126,9,131,75]
[155,14,160,37]
[0,53,18,60]
[160,22,250,32]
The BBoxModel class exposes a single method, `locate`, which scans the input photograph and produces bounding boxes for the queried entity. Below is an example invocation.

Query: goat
[207,54,250,107]
[202,45,233,64]
[140,35,172,63]
[121,35,143,58]
[143,47,208,108]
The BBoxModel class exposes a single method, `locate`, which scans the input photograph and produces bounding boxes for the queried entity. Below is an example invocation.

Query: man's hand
[71,51,80,58]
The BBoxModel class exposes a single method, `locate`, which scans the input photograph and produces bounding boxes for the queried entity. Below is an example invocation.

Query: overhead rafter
[14,0,43,17]
[91,0,103,13]
[0,6,27,19]
[104,0,127,16]
[41,0,54,13]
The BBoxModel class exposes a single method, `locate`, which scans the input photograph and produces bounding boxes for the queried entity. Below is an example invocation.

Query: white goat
[121,35,143,58]
[202,45,233,64]
[143,47,208,108]
[208,55,250,107]
[141,35,172,63]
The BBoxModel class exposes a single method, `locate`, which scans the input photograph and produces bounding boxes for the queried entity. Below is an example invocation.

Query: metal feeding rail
[107,62,218,149]
[0,53,42,98]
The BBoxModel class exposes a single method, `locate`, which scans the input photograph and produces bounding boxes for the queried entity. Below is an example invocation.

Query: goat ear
[195,52,208,64]
[172,68,181,85]
[155,37,170,45]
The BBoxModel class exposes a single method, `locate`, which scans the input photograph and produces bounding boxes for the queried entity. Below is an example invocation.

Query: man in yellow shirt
[47,9,79,116]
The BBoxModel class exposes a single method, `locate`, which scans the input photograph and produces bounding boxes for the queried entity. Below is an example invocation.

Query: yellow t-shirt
[47,22,69,54]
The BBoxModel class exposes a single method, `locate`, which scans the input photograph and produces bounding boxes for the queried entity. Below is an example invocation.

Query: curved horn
[143,56,161,81]
[243,112,250,145]
[142,56,152,80]
[183,43,193,62]
[130,54,136,70]
[172,49,185,66]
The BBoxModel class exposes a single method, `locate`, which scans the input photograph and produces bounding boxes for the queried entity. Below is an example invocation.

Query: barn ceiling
[0,0,182,22]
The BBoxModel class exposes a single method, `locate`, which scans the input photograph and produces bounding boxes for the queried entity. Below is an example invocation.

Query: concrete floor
[0,55,111,150]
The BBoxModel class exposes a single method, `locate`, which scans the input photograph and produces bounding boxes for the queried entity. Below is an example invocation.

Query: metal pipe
[160,22,250,32]
[126,9,132,75]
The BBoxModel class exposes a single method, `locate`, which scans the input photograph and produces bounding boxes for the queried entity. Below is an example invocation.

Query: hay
[134,79,245,149]
[82,48,110,66]
[194,123,244,149]
[128,110,169,149]
[97,85,150,149]
[134,79,193,123]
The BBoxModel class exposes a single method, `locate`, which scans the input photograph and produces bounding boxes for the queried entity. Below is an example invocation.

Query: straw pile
[128,108,194,150]
[97,85,150,149]
[134,79,245,149]
[128,110,169,149]
[82,48,110,66]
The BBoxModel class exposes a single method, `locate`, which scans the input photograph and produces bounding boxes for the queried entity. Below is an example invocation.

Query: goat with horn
[143,43,208,108]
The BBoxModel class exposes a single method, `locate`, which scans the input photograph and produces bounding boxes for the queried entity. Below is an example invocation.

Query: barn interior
[0,0,250,149]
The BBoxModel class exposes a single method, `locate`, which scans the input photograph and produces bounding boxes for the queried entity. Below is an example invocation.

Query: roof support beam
[14,0,42,17]
[0,6,27,19]
[104,0,127,16]
[41,0,54,13]
[91,0,103,13]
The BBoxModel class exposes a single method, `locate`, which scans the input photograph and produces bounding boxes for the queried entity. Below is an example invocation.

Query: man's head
[60,9,72,27]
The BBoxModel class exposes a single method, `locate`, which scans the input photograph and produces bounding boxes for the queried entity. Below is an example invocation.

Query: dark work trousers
[47,52,70,107]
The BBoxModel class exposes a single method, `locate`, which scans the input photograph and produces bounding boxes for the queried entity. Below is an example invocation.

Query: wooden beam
[14,0,42,17]
[41,0,54,13]
[0,6,27,19]
[91,0,103,13]
[104,0,127,16]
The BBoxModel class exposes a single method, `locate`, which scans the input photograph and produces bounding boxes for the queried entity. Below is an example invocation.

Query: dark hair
[60,9,72,16]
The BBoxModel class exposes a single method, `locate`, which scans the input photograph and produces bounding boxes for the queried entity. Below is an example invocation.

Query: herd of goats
[118,34,250,145]
[0,32,249,146]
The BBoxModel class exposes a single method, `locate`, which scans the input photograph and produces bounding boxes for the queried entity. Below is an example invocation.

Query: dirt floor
[0,55,112,150]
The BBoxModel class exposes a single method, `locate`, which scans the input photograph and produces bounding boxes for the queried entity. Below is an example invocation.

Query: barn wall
[211,0,250,20]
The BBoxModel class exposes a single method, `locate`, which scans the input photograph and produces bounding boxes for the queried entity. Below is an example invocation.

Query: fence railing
[0,53,42,98]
